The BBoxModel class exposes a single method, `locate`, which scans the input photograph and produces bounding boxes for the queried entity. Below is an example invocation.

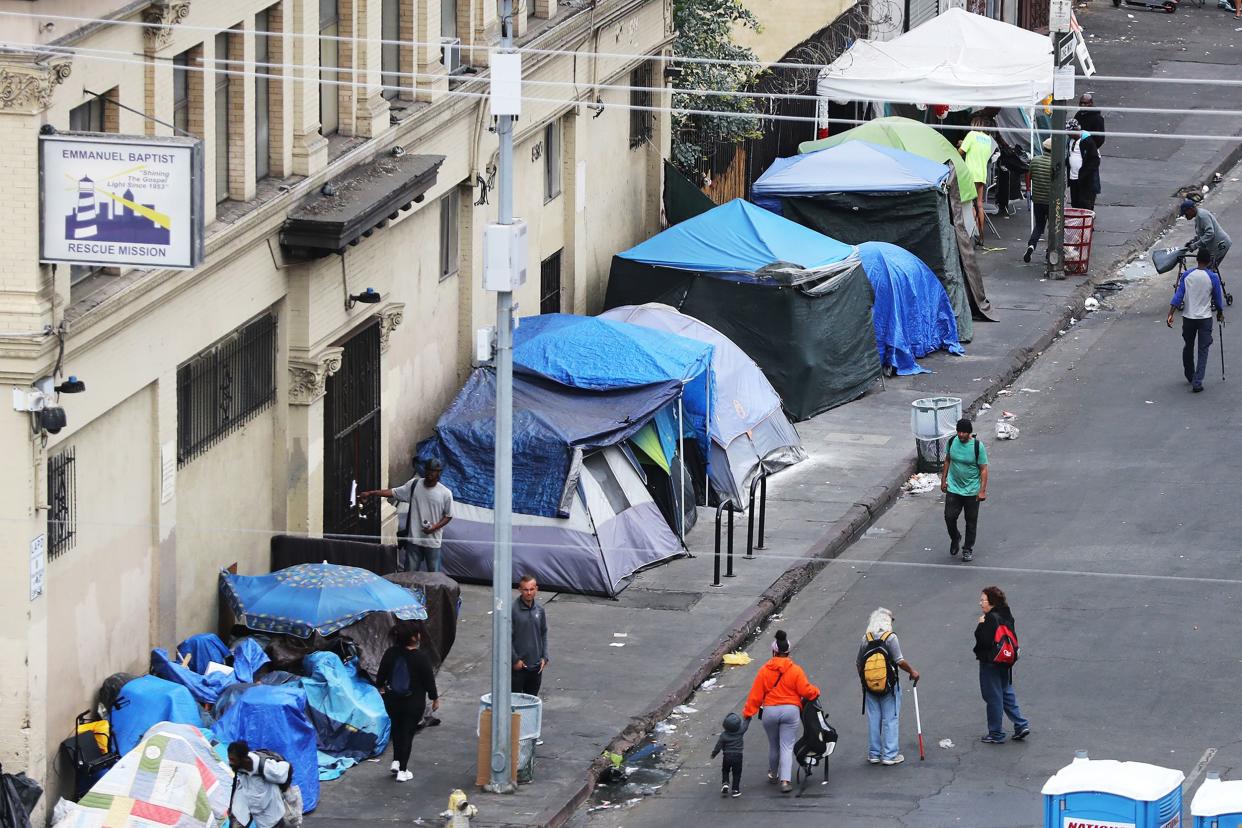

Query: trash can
[478,693,542,783]
[1041,751,1184,828]
[1193,772,1242,828]
[910,397,961,473]
[1064,208,1096,275]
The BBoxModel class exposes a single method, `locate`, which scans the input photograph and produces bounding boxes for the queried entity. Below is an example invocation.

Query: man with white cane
[857,608,920,767]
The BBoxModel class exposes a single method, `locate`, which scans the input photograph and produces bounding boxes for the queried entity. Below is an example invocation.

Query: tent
[418,368,686,596]
[211,683,320,811]
[813,9,1053,110]
[752,141,976,340]
[109,675,203,755]
[299,652,390,764]
[858,242,963,374]
[605,199,880,421]
[54,723,232,828]
[599,304,806,507]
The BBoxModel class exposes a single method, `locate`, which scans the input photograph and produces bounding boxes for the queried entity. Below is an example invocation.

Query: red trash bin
[1064,208,1095,275]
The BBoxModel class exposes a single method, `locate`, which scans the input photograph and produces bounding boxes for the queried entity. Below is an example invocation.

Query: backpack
[792,698,838,789]
[388,652,412,697]
[230,751,303,828]
[858,632,899,697]
[255,749,292,791]
[991,620,1020,666]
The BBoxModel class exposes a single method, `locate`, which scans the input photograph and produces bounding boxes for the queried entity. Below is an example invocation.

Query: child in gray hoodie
[710,712,750,797]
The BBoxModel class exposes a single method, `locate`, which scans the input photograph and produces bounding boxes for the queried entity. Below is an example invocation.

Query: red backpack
[992,622,1019,666]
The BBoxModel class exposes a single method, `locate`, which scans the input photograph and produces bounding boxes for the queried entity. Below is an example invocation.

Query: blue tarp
[617,198,856,273]
[151,647,235,705]
[176,633,230,675]
[300,652,390,763]
[110,675,203,755]
[231,637,271,683]
[419,368,682,517]
[859,242,963,375]
[752,142,951,212]
[212,683,320,811]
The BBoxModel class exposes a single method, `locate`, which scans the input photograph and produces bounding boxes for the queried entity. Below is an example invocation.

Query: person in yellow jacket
[742,630,821,793]
[958,127,994,240]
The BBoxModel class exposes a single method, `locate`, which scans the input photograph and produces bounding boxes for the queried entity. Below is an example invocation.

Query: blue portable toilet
[1193,772,1242,828]
[1042,751,1184,828]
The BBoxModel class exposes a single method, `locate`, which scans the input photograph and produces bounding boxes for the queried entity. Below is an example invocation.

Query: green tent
[799,117,976,203]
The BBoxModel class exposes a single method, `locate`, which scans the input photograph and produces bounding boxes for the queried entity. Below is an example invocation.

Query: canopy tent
[858,242,963,374]
[418,369,686,596]
[109,676,203,756]
[54,723,232,828]
[211,683,320,811]
[813,9,1053,110]
[753,142,979,340]
[606,200,879,421]
[599,304,806,507]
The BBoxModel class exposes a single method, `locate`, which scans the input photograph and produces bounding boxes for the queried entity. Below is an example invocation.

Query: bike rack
[746,470,769,559]
[711,499,737,587]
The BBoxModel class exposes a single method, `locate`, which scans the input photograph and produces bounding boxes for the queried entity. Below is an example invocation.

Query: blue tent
[110,675,203,755]
[300,652,389,766]
[858,242,963,375]
[751,141,951,212]
[617,198,857,275]
[212,683,321,811]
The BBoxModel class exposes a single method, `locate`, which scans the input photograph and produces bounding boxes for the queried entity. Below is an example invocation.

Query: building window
[544,120,561,202]
[255,9,273,181]
[320,0,340,136]
[177,313,277,465]
[439,188,459,280]
[47,447,77,560]
[173,50,192,134]
[69,97,105,132]
[214,32,231,203]
[630,61,654,148]
[382,0,400,99]
[442,0,458,38]
[540,249,562,314]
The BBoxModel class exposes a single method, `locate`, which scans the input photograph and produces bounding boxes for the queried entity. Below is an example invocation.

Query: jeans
[944,492,980,551]
[385,693,426,771]
[720,753,742,791]
[761,704,800,782]
[1027,203,1049,251]
[864,685,901,761]
[978,663,1029,741]
[512,667,543,697]
[399,540,442,572]
[1182,317,1214,388]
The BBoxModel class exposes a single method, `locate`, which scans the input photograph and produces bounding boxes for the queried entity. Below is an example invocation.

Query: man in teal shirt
[940,418,988,562]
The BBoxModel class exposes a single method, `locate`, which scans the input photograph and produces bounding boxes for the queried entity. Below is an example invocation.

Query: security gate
[323,320,381,539]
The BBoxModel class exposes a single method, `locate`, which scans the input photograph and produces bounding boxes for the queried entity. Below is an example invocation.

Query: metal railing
[746,470,769,559]
[711,499,737,587]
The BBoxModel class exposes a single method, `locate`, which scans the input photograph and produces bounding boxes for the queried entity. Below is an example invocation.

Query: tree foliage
[670,0,764,182]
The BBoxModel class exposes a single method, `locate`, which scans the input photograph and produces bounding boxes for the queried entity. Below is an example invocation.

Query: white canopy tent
[816,9,1053,108]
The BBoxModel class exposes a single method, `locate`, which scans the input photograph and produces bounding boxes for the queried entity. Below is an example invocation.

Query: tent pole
[678,396,686,545]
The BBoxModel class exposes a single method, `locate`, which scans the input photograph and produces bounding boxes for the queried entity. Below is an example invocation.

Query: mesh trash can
[911,397,961,473]
[1193,772,1242,828]
[479,693,543,783]
[1064,208,1096,275]
[1041,752,1183,828]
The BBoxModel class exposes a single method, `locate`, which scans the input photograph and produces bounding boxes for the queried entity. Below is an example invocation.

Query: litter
[609,642,626,648]
[939,738,955,749]
[700,678,718,690]
[673,705,698,715]
[1085,297,1099,312]
[613,633,628,638]
[1145,400,1155,405]
[654,722,677,733]
[980,403,991,411]
[903,473,940,494]
[722,652,752,666]
[995,422,1019,440]
[1001,411,1015,419]
[1020,388,1040,393]
[997,389,1013,396]
[1070,317,1077,325]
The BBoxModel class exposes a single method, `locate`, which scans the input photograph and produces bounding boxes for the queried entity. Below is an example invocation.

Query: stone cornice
[0,57,72,114]
[288,347,344,406]
[141,0,192,51]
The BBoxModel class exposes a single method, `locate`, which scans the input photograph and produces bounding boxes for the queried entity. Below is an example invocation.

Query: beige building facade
[0,0,671,808]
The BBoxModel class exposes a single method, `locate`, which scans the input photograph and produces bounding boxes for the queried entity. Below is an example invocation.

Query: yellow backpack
[859,632,898,696]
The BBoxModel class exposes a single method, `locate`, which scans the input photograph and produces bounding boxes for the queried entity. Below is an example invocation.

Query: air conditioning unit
[440,37,463,75]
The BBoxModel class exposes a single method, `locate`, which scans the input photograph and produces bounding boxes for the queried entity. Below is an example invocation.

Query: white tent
[816,9,1053,108]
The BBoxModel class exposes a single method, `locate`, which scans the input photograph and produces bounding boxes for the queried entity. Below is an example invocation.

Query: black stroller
[58,711,120,801]
[792,698,838,797]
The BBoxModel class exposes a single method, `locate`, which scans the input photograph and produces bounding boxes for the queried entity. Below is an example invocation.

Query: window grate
[629,61,654,149]
[540,249,562,314]
[47,447,77,560]
[177,313,277,465]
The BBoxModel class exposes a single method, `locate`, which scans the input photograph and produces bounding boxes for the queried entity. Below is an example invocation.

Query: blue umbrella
[220,563,427,638]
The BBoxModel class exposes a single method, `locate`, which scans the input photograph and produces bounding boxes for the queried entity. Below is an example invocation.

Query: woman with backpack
[377,621,439,782]
[742,630,820,793]
[974,586,1030,744]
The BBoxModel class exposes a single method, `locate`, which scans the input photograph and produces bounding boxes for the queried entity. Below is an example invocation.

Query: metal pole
[1047,31,1072,281]
[725,504,735,577]
[677,397,686,545]
[756,474,767,550]
[487,0,516,794]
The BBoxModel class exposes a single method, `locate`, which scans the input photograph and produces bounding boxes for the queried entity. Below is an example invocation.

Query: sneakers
[1013,726,1031,741]
[721,784,730,797]
[949,541,959,557]
[390,760,400,774]
[1193,385,1204,393]
[882,755,906,766]
[731,789,742,798]
[395,770,413,782]
[779,781,793,793]
[962,549,974,562]
[1023,245,1034,263]
[868,756,882,765]
[980,735,1005,744]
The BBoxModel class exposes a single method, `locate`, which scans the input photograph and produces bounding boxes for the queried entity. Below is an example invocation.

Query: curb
[540,142,1242,828]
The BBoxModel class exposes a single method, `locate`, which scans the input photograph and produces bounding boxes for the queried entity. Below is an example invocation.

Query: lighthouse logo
[65,175,172,246]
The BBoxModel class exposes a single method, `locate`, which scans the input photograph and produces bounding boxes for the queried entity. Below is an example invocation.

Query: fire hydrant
[441,789,477,828]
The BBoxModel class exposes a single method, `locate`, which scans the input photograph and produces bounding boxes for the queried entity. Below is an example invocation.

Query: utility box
[1192,773,1242,828]
[1042,752,1184,828]
[483,221,528,292]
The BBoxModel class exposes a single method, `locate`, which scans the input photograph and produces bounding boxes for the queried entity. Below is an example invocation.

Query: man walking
[941,418,988,562]
[857,608,920,767]
[1024,138,1056,264]
[512,575,549,696]
[1168,248,1225,393]
[362,457,453,572]
[227,741,292,828]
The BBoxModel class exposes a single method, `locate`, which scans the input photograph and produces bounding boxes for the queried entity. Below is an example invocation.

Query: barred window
[629,61,654,149]
[47,447,77,560]
[177,313,277,465]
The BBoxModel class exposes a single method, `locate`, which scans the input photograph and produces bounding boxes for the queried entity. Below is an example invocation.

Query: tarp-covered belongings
[211,683,319,811]
[599,304,807,507]
[220,563,427,639]
[341,574,461,677]
[176,635,230,675]
[858,242,963,374]
[110,676,203,755]
[813,9,1054,110]
[606,199,880,421]
[53,723,231,828]
[299,652,390,763]
[231,638,271,683]
[151,649,234,706]
[752,142,977,340]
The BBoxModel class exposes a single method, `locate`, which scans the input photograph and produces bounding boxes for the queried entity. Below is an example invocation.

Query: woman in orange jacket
[742,630,820,793]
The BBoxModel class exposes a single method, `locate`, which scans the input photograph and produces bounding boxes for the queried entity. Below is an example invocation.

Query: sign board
[1062,819,1135,828]
[40,132,204,270]
[1058,34,1076,67]
[1054,67,1076,101]
[29,535,45,601]
[1050,0,1072,31]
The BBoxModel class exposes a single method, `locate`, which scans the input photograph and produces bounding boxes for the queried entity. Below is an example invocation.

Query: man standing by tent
[512,575,549,696]
[362,458,454,572]
[940,418,988,562]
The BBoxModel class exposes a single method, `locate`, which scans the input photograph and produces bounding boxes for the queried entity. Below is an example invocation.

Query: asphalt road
[578,138,1242,828]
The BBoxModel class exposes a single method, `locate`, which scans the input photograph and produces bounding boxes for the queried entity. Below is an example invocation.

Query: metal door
[323,320,381,539]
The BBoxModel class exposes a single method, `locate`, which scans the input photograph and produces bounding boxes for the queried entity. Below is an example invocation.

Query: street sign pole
[1047,25,1074,281]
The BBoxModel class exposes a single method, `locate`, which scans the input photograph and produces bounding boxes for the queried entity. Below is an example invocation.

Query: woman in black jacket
[377,621,439,782]
[974,586,1031,744]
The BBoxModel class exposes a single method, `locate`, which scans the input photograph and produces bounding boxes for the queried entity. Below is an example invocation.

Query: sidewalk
[304,7,1242,825]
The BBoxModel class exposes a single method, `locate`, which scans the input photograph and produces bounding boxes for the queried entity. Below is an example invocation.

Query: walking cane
[1220,316,1226,382]
[911,678,925,761]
